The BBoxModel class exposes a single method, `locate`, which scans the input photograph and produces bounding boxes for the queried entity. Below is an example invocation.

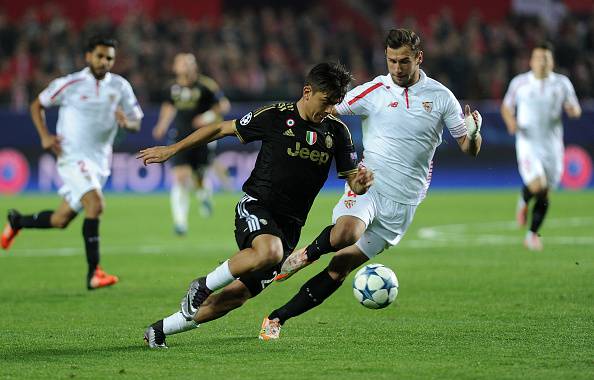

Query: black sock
[19,211,53,229]
[269,270,342,325]
[530,192,549,233]
[83,218,100,283]
[522,186,534,203]
[305,225,335,262]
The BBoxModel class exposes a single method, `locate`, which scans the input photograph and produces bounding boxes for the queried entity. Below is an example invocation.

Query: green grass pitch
[0,191,593,379]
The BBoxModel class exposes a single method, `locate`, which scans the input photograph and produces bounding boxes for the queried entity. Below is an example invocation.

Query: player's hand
[563,102,581,118]
[115,108,128,128]
[152,126,166,140]
[41,134,62,156]
[136,146,176,165]
[464,104,482,139]
[350,167,374,195]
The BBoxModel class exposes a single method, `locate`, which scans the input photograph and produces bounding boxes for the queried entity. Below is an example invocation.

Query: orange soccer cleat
[1,209,22,250]
[88,266,119,290]
[259,316,282,341]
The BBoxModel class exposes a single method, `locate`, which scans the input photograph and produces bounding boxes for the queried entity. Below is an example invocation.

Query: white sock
[205,260,235,291]
[171,182,190,229]
[163,311,198,335]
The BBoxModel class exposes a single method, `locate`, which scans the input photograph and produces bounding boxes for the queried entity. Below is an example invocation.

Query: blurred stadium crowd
[1,2,594,109]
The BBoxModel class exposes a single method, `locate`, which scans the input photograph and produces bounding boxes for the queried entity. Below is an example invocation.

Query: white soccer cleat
[524,231,543,251]
[274,247,314,282]
[259,317,281,341]
[516,197,528,227]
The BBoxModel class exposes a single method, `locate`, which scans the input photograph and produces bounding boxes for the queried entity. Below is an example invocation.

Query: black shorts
[169,130,215,173]
[234,194,302,296]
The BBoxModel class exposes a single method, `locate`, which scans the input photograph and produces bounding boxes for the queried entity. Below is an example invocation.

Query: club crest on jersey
[325,134,333,149]
[109,94,117,103]
[422,101,433,113]
[306,131,317,145]
[286,118,295,127]
[344,199,356,209]
[240,112,253,126]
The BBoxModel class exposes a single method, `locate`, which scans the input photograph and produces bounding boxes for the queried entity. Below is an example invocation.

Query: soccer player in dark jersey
[152,53,230,235]
[137,62,374,348]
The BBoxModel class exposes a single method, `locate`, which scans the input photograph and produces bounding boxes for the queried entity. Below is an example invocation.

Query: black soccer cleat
[180,277,212,321]
[144,320,167,349]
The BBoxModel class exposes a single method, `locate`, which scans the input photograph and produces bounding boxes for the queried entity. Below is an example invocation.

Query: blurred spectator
[1,2,594,109]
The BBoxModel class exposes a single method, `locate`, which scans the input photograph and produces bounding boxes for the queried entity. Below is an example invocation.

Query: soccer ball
[352,264,398,309]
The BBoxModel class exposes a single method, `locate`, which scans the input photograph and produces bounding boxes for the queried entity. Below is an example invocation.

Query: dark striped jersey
[234,102,358,224]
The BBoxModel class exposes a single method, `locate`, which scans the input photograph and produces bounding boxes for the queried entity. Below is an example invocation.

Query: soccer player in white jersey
[501,42,581,251]
[259,28,483,340]
[0,36,144,290]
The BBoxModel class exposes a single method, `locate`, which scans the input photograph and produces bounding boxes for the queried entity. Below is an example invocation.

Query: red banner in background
[4,0,222,27]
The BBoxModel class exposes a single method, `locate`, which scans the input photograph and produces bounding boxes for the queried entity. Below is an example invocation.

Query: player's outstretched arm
[457,104,482,157]
[137,120,236,165]
[346,167,374,195]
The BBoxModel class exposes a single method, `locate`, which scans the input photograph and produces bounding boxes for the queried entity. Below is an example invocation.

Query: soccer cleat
[88,266,119,290]
[274,247,315,282]
[174,225,187,236]
[180,277,211,321]
[259,317,281,341]
[524,231,543,251]
[1,209,22,250]
[516,198,528,227]
[144,320,168,349]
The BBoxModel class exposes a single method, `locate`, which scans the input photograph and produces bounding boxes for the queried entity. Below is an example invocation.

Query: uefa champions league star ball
[352,264,399,309]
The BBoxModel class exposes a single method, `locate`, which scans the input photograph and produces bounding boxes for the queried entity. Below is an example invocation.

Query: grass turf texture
[0,191,593,379]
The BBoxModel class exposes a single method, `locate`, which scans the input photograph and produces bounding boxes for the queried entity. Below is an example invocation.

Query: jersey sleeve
[334,81,382,117]
[443,90,467,138]
[561,76,579,108]
[118,79,144,120]
[38,76,78,107]
[234,105,276,144]
[332,119,358,178]
[199,85,217,110]
[502,76,521,109]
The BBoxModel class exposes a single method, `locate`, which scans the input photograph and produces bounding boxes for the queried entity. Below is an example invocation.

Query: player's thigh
[51,199,78,227]
[543,155,563,190]
[332,184,377,227]
[80,189,105,215]
[331,215,367,248]
[516,140,546,187]
[356,201,417,259]
[57,160,105,212]
[172,164,193,183]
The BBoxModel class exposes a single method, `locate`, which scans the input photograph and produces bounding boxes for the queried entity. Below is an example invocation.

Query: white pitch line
[404,217,594,248]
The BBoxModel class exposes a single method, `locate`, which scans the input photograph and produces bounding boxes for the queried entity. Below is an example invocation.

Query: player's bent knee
[253,237,284,267]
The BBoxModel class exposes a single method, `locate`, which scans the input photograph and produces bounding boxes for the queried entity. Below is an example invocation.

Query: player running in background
[259,28,483,340]
[0,36,144,290]
[501,42,581,251]
[137,62,373,348]
[152,53,231,235]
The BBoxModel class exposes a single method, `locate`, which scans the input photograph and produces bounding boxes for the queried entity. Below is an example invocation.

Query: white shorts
[57,159,108,212]
[332,185,417,259]
[516,137,563,189]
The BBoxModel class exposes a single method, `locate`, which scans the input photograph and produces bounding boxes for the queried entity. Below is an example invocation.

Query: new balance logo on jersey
[388,101,398,108]
[283,129,295,137]
[287,142,329,165]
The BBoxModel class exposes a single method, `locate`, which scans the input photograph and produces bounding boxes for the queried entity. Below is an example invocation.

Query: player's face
[305,88,335,123]
[386,46,423,87]
[530,48,553,78]
[86,45,116,79]
[173,54,198,77]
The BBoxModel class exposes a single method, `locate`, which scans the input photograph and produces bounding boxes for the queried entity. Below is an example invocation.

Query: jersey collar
[82,67,112,82]
[386,69,427,94]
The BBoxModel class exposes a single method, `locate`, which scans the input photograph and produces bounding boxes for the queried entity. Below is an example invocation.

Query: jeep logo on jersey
[306,131,317,145]
[287,142,329,165]
[240,112,252,126]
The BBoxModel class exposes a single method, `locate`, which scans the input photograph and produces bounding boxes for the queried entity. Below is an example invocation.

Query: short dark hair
[385,29,421,55]
[534,41,554,54]
[305,62,352,104]
[86,36,118,52]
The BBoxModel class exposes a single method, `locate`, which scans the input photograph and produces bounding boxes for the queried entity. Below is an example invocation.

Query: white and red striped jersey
[38,67,143,175]
[335,70,466,205]
[503,71,579,152]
